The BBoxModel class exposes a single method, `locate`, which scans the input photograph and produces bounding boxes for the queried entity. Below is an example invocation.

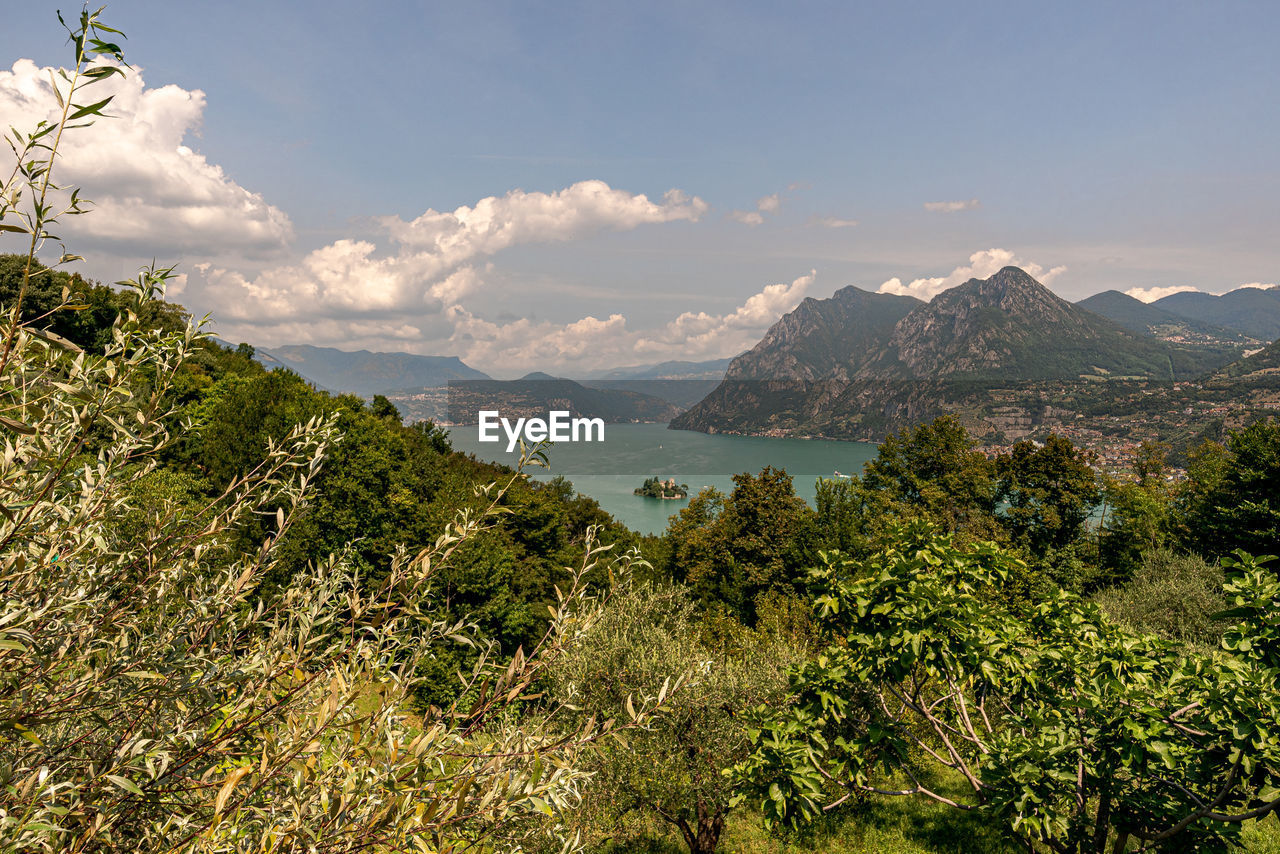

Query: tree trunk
[679,801,725,854]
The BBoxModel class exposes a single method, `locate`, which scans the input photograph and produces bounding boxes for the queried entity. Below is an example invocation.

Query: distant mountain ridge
[256,344,490,397]
[384,374,681,425]
[672,266,1241,439]
[585,358,733,381]
[1075,290,1254,343]
[1149,287,1280,341]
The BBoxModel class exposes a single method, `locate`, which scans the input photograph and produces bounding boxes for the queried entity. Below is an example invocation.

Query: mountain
[384,375,682,425]
[581,378,723,410]
[877,267,1188,381]
[577,359,734,410]
[1152,287,1280,341]
[1214,337,1280,378]
[1076,290,1254,344]
[585,358,733,381]
[721,285,921,382]
[256,345,489,396]
[671,267,1231,440]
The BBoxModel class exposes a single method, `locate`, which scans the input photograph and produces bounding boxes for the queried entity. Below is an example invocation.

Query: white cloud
[877,248,1066,301]
[1236,282,1278,291]
[808,215,859,228]
[756,193,780,214]
[728,192,783,226]
[1124,285,1201,303]
[201,181,704,324]
[634,271,814,357]
[924,198,981,213]
[196,180,713,370]
[728,210,765,226]
[380,181,706,261]
[0,58,293,256]
[421,270,815,371]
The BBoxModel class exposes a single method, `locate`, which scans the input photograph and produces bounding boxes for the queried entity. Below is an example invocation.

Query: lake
[446,422,878,535]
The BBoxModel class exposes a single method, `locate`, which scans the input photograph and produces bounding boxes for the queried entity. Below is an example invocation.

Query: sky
[2,0,1278,376]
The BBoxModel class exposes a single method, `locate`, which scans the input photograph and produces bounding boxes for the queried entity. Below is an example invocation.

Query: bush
[1092,549,1228,646]
[0,11,648,850]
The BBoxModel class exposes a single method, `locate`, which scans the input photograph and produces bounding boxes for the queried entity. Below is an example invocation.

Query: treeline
[0,253,639,706]
[652,414,1277,621]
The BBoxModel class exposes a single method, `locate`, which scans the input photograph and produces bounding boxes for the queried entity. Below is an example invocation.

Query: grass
[594,797,1280,854]
[596,777,1021,854]
[1240,816,1280,853]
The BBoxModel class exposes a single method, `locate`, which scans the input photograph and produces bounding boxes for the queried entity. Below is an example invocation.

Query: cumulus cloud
[729,192,782,226]
[728,210,765,226]
[1237,282,1278,291]
[0,58,293,256]
[877,248,1066,301]
[200,180,706,325]
[194,180,720,370]
[637,271,814,356]
[924,198,981,213]
[808,215,859,228]
[380,182,706,259]
[1124,285,1201,303]
[432,271,813,370]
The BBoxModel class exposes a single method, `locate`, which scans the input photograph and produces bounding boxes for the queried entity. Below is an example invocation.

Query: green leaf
[105,774,145,797]
[66,96,113,121]
[0,415,36,435]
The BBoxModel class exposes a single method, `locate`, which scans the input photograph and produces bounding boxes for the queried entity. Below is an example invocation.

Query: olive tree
[0,10,667,851]
[549,582,803,854]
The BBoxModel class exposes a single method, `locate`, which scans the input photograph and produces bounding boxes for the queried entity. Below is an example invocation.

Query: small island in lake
[634,476,689,499]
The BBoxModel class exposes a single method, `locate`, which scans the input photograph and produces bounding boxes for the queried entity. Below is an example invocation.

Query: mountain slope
[386,375,681,424]
[672,267,1225,439]
[585,358,733,381]
[723,285,921,381]
[877,267,1181,381]
[1153,288,1280,341]
[257,345,489,396]
[1214,337,1280,378]
[1076,290,1253,342]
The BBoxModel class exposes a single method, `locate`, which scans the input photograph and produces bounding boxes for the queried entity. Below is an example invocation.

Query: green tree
[733,526,1280,852]
[664,467,816,621]
[1098,442,1175,582]
[812,474,907,560]
[1,12,663,849]
[551,582,803,854]
[1092,549,1228,647]
[995,434,1100,557]
[861,415,1000,537]
[1177,419,1280,559]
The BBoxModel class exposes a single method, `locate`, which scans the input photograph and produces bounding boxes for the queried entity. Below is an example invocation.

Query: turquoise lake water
[446,422,878,535]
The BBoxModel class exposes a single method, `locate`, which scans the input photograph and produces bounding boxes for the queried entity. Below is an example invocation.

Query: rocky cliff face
[671,266,1204,438]
[877,266,1177,381]
[724,285,920,382]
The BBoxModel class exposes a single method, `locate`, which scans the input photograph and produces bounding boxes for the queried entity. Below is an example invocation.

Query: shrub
[1,11,657,851]
[1092,549,1228,646]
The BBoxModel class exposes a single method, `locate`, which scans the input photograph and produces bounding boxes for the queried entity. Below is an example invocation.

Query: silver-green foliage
[549,582,802,854]
[0,9,651,852]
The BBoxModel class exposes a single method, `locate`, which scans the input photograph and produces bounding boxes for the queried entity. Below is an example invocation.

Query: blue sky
[2,1,1278,373]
